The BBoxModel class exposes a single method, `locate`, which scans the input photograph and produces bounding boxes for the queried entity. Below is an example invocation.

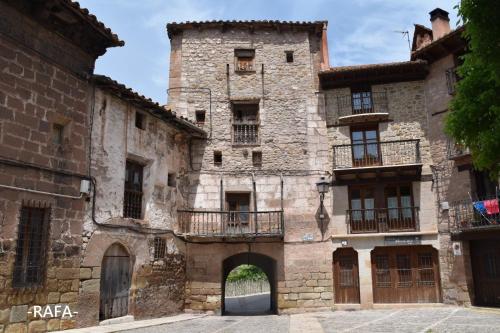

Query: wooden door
[333,248,360,303]
[100,244,131,320]
[371,246,440,303]
[471,240,500,307]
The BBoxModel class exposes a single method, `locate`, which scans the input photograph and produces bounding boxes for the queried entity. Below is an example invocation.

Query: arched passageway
[222,252,277,315]
[99,243,131,320]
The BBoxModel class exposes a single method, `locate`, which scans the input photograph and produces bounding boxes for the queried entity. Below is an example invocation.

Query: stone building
[77,75,205,326]
[411,9,500,307]
[0,0,122,332]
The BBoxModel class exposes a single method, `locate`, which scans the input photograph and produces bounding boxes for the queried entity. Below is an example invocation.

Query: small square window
[168,173,176,187]
[52,123,64,144]
[214,151,222,166]
[285,51,294,63]
[135,112,146,130]
[252,151,262,167]
[235,49,255,72]
[195,110,206,125]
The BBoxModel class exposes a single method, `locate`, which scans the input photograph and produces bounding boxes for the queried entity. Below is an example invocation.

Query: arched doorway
[222,252,277,315]
[99,243,131,320]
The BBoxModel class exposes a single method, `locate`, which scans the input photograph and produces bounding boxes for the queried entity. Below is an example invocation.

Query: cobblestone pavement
[123,307,500,333]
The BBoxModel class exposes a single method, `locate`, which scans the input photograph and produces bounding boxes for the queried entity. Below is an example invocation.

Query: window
[52,123,64,144]
[339,255,355,287]
[351,87,373,114]
[13,206,50,288]
[232,103,259,145]
[385,184,413,221]
[135,112,146,130]
[234,49,255,72]
[153,237,166,260]
[226,193,251,225]
[167,173,176,187]
[214,151,222,166]
[418,253,435,286]
[252,151,262,167]
[124,160,144,219]
[349,187,375,223]
[351,127,380,167]
[445,67,458,95]
[396,254,412,287]
[374,255,391,288]
[285,51,294,63]
[195,110,206,126]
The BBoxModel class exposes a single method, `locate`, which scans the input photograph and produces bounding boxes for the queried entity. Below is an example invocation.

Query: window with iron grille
[374,255,391,288]
[232,103,259,145]
[351,87,373,114]
[339,255,354,287]
[153,237,166,260]
[417,253,435,286]
[124,160,144,219]
[234,49,255,72]
[396,254,412,287]
[13,206,50,288]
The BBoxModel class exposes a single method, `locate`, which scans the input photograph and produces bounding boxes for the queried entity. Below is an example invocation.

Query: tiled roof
[167,20,327,37]
[411,26,466,61]
[61,0,124,47]
[319,60,427,75]
[92,75,206,137]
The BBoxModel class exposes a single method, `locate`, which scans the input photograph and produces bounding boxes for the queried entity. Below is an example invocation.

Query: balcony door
[226,193,250,226]
[349,188,376,233]
[385,185,415,231]
[351,127,380,167]
[351,89,373,114]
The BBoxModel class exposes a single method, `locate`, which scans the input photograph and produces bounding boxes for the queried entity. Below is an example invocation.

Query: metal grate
[396,255,412,288]
[339,255,354,287]
[124,160,143,219]
[13,203,50,288]
[153,237,166,260]
[417,253,435,286]
[375,255,391,288]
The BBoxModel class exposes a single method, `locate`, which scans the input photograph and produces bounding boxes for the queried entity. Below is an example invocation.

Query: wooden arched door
[99,243,131,320]
[333,248,360,304]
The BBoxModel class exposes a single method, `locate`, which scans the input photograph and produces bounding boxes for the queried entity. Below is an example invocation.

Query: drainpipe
[252,173,258,234]
[280,173,284,234]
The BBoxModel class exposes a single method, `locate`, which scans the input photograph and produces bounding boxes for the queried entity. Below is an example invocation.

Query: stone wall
[77,87,192,326]
[0,4,94,331]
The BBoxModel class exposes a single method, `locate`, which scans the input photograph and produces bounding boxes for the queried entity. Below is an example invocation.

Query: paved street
[224,293,271,315]
[121,307,500,333]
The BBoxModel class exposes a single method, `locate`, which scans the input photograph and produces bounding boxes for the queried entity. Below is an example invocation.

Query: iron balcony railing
[233,122,259,145]
[446,139,470,160]
[346,207,420,234]
[337,92,389,118]
[178,210,283,237]
[450,197,500,232]
[333,139,421,169]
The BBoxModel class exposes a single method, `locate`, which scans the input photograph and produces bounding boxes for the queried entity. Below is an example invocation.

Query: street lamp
[316,176,330,219]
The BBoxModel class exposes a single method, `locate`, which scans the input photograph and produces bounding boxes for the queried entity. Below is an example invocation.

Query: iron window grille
[13,204,50,288]
[153,237,166,260]
[124,160,144,219]
[232,104,259,145]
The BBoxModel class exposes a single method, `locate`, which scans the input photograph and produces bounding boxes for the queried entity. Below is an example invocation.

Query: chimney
[429,8,451,40]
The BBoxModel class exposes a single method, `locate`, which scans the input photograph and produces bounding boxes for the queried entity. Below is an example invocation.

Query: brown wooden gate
[371,246,440,303]
[471,240,500,307]
[100,244,131,320]
[333,248,360,303]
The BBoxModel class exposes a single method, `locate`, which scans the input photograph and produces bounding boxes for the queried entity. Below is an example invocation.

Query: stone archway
[222,252,277,315]
[99,243,132,320]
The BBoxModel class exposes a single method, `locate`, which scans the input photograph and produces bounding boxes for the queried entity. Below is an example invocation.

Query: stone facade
[0,1,121,332]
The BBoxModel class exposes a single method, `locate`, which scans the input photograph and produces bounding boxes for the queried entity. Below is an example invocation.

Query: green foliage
[226,265,267,282]
[445,0,500,178]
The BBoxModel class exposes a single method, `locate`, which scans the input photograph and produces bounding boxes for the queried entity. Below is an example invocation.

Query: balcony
[335,92,389,125]
[232,122,259,145]
[447,139,472,167]
[332,139,422,183]
[346,207,420,234]
[177,210,283,240]
[450,197,500,234]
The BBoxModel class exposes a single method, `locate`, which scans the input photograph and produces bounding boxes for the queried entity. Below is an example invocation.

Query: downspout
[252,173,258,234]
[280,173,284,235]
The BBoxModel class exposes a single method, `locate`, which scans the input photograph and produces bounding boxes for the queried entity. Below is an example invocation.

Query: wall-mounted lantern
[316,176,330,219]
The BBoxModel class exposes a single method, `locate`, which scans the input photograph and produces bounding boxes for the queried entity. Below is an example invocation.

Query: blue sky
[80,0,460,104]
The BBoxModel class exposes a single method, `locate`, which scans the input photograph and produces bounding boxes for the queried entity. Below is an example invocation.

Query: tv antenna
[394,30,411,51]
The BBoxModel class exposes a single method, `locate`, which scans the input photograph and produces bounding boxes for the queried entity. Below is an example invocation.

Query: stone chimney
[429,8,451,40]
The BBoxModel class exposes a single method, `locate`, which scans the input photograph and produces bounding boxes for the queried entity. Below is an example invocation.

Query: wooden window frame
[232,103,260,146]
[350,125,381,167]
[13,205,50,288]
[124,160,144,219]
[350,85,374,114]
[225,192,251,225]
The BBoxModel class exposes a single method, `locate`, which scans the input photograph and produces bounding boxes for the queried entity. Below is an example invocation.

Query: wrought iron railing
[337,92,389,118]
[233,123,259,145]
[450,197,500,232]
[178,210,283,237]
[123,189,142,219]
[346,207,419,234]
[333,139,421,169]
[446,139,470,160]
